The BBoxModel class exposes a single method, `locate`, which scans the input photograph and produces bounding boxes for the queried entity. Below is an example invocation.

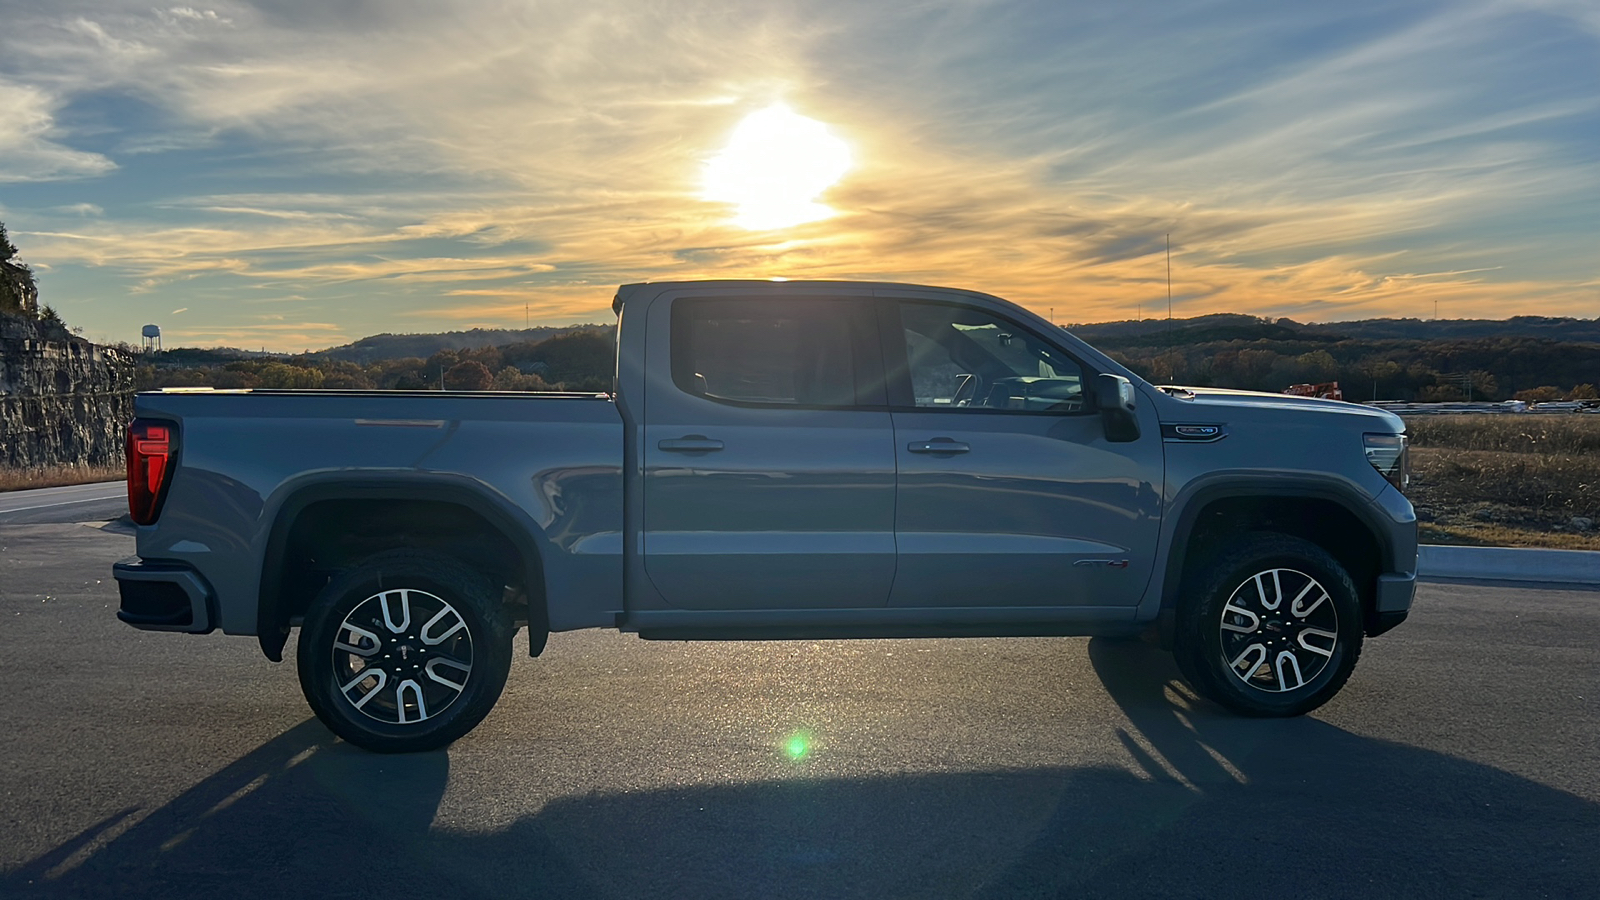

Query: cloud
[0,80,117,181]
[0,0,1596,346]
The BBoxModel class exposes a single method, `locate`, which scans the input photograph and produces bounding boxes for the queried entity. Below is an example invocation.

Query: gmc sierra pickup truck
[115,280,1416,753]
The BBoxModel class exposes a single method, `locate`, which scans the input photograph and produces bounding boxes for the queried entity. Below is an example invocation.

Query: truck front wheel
[296,552,513,753]
[1174,533,1364,717]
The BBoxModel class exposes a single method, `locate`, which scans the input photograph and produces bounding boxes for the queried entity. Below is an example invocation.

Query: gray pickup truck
[115,280,1416,752]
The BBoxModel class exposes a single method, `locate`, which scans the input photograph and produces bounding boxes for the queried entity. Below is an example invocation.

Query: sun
[703,104,853,230]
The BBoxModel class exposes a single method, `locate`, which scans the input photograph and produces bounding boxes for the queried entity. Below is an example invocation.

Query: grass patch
[1405,415,1600,549]
[1407,414,1600,453]
[0,463,125,493]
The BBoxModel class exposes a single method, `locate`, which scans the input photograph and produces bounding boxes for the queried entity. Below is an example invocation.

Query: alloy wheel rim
[1217,567,1339,693]
[332,588,474,725]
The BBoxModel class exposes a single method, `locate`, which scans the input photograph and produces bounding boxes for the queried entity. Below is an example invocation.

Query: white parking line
[0,494,125,515]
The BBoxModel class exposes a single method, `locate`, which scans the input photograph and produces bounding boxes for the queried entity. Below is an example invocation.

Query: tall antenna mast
[1166,233,1174,359]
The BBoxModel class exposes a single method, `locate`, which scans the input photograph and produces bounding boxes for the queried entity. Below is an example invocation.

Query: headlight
[1364,433,1409,491]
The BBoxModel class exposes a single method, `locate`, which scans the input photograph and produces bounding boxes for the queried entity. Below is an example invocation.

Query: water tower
[141,324,161,352]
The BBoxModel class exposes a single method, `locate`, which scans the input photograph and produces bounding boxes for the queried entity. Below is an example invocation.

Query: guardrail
[1367,401,1600,415]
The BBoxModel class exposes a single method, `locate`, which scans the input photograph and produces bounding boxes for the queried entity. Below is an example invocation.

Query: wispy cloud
[1,0,1596,348]
[0,80,117,181]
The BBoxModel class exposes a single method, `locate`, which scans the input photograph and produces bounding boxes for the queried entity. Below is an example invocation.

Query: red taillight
[126,419,176,525]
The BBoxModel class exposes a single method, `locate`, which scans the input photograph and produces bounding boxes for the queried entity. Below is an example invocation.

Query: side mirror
[1096,373,1141,442]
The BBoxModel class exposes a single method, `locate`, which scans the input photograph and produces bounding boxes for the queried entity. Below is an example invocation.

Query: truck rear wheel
[1174,533,1363,717]
[296,552,513,753]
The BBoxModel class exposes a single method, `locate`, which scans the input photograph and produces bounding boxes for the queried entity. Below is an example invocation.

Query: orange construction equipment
[1284,382,1344,401]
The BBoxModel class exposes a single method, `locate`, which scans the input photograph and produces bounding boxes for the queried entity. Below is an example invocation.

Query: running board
[624,605,1141,642]
[636,622,1143,641]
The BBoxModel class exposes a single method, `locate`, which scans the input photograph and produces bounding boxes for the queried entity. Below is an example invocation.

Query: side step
[636,622,1144,642]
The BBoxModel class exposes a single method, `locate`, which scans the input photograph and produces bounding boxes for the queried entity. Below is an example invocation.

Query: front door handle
[659,435,725,452]
[907,438,970,454]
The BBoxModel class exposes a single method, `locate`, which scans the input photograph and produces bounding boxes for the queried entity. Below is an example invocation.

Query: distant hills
[315,314,1600,362]
[146,314,1600,364]
[134,312,1600,403]
[1070,314,1600,348]
[309,324,610,364]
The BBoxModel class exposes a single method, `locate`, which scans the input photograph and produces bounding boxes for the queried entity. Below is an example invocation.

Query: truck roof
[610,279,997,315]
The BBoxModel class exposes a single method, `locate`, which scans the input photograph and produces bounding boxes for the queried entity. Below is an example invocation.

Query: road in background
[1,521,1595,899]
[0,481,126,525]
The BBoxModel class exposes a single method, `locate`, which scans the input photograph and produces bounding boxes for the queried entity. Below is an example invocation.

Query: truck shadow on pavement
[6,641,1597,900]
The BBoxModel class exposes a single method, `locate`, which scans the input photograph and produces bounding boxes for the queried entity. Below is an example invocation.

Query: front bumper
[113,557,216,633]
[1368,571,1416,636]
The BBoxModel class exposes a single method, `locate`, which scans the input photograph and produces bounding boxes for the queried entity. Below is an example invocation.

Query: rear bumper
[113,557,216,633]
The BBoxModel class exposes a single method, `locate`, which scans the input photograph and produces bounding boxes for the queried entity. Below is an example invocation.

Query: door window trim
[877,298,1100,416]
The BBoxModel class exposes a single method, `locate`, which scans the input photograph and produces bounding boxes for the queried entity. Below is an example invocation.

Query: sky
[0,0,1597,351]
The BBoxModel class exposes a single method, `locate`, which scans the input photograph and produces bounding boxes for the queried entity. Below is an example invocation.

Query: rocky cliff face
[0,314,136,469]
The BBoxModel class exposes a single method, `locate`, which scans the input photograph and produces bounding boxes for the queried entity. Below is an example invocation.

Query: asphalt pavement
[0,481,126,526]
[0,515,1596,899]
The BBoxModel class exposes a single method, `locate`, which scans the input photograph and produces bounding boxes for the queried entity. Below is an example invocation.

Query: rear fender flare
[254,472,551,661]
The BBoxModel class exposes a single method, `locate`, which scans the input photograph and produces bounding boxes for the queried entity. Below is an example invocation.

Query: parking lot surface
[1,517,1596,899]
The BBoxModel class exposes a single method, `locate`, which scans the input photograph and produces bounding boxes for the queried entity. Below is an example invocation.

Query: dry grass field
[0,463,123,493]
[1406,415,1600,549]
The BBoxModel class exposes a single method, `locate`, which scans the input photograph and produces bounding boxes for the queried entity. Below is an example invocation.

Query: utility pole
[525,302,530,330]
[1166,232,1175,380]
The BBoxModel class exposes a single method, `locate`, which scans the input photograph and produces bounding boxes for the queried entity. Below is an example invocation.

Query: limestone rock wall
[0,314,136,469]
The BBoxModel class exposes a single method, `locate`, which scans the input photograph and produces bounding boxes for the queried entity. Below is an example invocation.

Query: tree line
[1080,319,1600,402]
[132,322,1600,402]
[136,331,615,393]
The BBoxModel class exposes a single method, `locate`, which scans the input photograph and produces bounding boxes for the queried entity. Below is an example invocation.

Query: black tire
[1173,533,1364,717]
[297,551,513,753]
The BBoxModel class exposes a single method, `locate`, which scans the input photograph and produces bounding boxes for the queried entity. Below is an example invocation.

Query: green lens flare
[785,732,810,760]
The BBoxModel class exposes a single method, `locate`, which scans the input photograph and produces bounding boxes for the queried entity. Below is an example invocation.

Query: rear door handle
[658,435,724,452]
[907,439,970,454]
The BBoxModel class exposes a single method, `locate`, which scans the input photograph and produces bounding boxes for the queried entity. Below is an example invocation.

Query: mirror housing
[1095,373,1141,442]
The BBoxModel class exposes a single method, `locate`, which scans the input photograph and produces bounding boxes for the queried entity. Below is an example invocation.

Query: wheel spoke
[394,679,428,724]
[1297,627,1338,659]
[1290,581,1327,618]
[341,668,388,710]
[419,605,467,645]
[1229,643,1268,676]
[1274,651,1306,690]
[380,590,413,634]
[425,657,471,692]
[1254,571,1282,611]
[1220,601,1260,634]
[334,622,382,657]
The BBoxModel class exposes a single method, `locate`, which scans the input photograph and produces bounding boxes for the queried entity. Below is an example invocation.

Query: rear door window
[671,298,873,407]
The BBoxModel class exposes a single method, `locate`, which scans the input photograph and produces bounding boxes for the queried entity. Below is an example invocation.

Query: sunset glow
[0,1,1595,349]
[703,104,852,230]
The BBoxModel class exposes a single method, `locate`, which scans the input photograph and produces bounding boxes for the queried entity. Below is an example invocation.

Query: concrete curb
[1419,544,1600,585]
